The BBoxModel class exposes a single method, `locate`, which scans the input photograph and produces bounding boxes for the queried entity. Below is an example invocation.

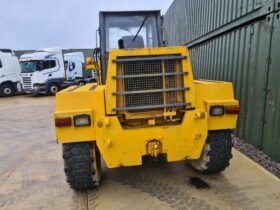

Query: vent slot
[22,77,32,90]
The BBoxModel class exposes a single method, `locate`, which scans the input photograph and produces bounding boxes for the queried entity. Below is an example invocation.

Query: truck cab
[0,49,22,97]
[20,48,65,95]
[64,52,84,80]
[20,48,93,95]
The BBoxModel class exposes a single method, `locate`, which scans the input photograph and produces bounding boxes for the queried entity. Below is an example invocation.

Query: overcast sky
[0,0,173,50]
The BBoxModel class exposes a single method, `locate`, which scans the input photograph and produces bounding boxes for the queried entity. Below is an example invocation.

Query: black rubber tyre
[78,81,86,86]
[188,131,233,174]
[47,83,60,96]
[0,84,14,97]
[63,142,101,191]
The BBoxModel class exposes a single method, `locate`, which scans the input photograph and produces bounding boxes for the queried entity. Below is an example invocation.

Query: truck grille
[22,77,32,90]
[113,56,189,113]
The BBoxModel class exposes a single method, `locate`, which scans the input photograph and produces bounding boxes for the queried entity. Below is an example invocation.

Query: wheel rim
[4,87,12,95]
[188,144,211,171]
[50,86,58,93]
[79,83,85,86]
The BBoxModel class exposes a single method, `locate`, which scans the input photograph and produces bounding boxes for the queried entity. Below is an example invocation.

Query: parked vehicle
[19,48,95,95]
[64,52,85,81]
[54,11,240,191]
[0,49,22,97]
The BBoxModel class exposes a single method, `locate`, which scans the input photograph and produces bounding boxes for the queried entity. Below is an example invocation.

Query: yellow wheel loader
[54,11,239,191]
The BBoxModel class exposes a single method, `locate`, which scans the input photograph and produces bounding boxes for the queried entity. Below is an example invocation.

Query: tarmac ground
[0,95,280,210]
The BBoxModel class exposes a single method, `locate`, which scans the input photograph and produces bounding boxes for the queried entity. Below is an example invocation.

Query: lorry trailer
[0,49,22,97]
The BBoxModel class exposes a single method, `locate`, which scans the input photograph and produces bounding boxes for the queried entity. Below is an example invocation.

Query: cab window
[43,60,56,69]
[20,60,57,73]
[105,14,159,51]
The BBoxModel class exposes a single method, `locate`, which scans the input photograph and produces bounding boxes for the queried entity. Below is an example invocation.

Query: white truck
[0,49,22,97]
[19,48,95,95]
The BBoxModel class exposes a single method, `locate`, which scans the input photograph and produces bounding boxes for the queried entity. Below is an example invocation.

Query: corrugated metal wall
[164,0,280,161]
[164,0,274,46]
[190,17,272,149]
[262,10,280,160]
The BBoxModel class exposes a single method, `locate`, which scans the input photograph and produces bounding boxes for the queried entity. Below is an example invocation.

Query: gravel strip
[232,137,280,178]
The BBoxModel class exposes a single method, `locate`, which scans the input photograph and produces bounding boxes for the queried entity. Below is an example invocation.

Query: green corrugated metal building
[164,0,280,162]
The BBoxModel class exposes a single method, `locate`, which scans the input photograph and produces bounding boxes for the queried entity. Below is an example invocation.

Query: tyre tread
[0,84,14,97]
[63,143,97,191]
[202,131,233,174]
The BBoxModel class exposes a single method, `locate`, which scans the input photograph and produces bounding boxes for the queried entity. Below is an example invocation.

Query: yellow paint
[194,80,239,130]
[148,119,156,126]
[105,47,195,115]
[163,111,177,118]
[85,57,95,70]
[94,110,208,167]
[54,47,239,168]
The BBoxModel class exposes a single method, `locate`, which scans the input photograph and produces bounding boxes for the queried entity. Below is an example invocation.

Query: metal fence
[164,0,280,162]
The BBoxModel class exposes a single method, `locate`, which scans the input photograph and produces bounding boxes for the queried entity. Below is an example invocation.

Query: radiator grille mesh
[115,56,186,112]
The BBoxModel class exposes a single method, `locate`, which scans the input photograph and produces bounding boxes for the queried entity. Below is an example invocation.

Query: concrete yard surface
[0,96,280,210]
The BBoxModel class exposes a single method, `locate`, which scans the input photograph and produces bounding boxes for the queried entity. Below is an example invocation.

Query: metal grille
[123,76,163,91]
[114,56,188,112]
[123,60,162,75]
[22,77,32,90]
[125,92,164,108]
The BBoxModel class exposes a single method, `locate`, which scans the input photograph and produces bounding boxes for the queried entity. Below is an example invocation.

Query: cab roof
[19,48,62,61]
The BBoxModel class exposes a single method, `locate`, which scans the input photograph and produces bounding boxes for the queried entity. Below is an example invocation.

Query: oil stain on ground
[189,177,210,190]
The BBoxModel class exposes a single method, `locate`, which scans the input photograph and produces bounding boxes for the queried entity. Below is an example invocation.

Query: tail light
[225,105,240,114]
[55,117,72,127]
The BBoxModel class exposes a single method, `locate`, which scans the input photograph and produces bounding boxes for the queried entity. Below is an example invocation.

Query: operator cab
[98,11,163,84]
[104,13,161,50]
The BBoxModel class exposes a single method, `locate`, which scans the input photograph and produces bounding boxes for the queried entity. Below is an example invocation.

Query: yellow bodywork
[54,47,238,168]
